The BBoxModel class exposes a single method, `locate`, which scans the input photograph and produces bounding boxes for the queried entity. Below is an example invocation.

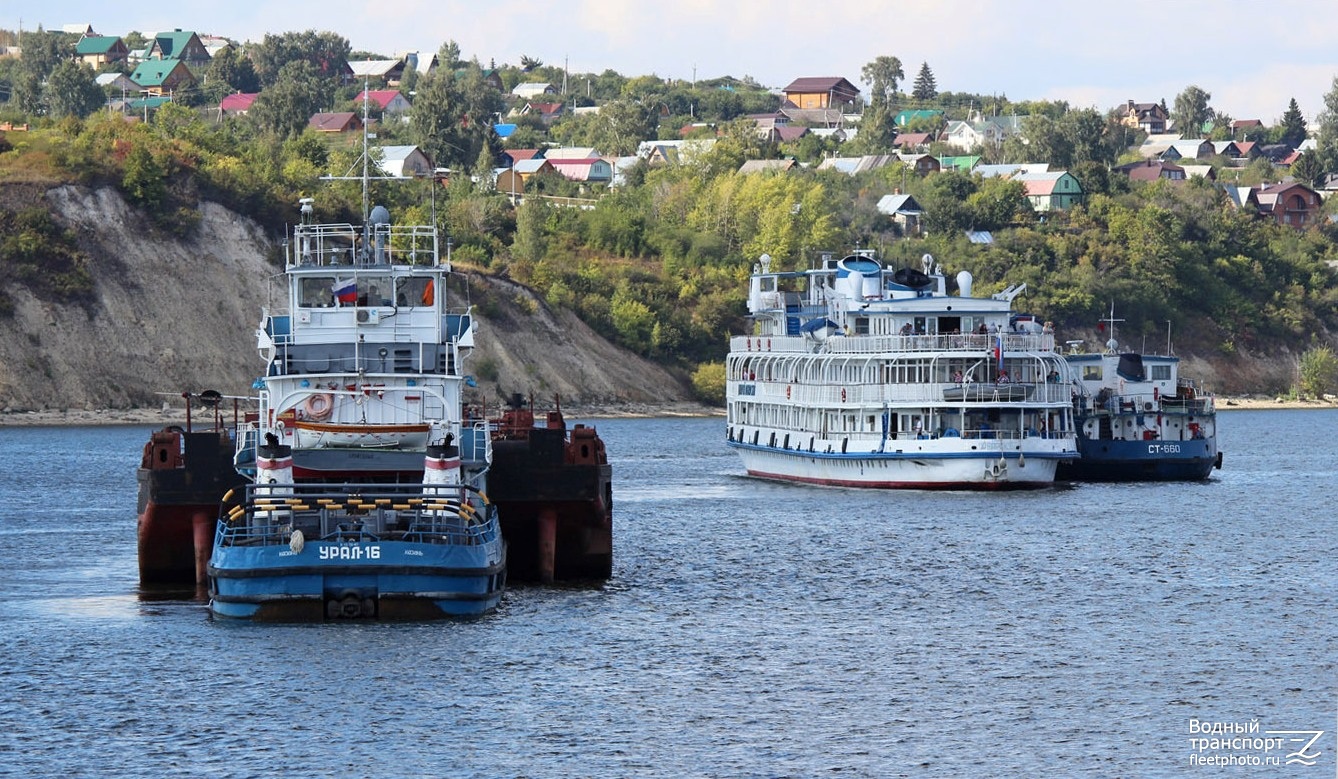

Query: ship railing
[735,380,1076,406]
[215,482,499,548]
[731,332,1055,354]
[289,222,442,268]
[1089,392,1213,415]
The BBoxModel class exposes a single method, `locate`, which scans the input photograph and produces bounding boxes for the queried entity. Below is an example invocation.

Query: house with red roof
[355,90,412,116]
[219,92,258,117]
[521,102,564,126]
[548,157,613,183]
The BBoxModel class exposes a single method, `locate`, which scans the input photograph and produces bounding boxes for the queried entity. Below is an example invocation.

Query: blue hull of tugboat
[1057,437,1220,482]
[209,540,505,621]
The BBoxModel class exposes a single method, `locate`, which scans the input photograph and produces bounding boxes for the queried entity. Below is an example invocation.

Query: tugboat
[136,390,248,588]
[206,131,505,619]
[1057,312,1222,481]
[725,251,1078,488]
[488,394,613,582]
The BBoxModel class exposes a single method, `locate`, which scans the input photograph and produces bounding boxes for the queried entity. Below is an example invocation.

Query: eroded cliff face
[0,186,694,413]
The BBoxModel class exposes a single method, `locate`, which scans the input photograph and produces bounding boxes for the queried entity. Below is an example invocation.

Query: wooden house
[876,192,925,235]
[349,59,406,86]
[738,159,796,174]
[781,77,860,110]
[75,36,128,67]
[495,158,555,197]
[1012,171,1084,211]
[376,145,433,177]
[147,30,210,68]
[130,59,197,96]
[548,157,613,183]
[309,112,362,133]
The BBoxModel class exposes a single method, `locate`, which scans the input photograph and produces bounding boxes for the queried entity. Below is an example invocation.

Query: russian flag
[332,278,356,304]
[995,332,1004,373]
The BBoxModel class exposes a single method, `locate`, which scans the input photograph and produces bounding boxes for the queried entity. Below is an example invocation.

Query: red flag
[1097,322,1105,332]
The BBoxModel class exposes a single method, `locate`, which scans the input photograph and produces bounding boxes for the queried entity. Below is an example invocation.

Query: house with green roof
[130,59,196,96]
[147,30,210,68]
[75,36,128,68]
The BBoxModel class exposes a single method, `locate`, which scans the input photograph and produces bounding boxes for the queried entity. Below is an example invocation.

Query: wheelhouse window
[396,276,436,307]
[300,277,337,307]
[1150,365,1171,380]
[1083,365,1103,380]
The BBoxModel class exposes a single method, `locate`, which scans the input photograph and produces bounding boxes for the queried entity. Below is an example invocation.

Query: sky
[16,0,1338,124]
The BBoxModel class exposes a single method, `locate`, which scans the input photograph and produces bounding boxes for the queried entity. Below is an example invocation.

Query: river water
[0,411,1333,778]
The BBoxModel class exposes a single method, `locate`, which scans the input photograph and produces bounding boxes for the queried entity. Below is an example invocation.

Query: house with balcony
[781,77,860,110]
[1255,182,1322,228]
[1121,100,1169,134]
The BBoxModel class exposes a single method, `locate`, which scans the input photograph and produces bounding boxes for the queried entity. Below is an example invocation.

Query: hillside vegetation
[3,30,1338,400]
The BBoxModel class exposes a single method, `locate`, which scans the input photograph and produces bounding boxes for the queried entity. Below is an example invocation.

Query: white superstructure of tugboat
[725,251,1078,489]
[1057,312,1222,482]
[208,178,504,620]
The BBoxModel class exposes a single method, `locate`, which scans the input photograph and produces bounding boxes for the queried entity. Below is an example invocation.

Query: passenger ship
[725,251,1078,489]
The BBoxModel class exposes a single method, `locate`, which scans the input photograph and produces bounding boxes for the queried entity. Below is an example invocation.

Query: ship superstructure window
[1083,365,1103,380]
[300,276,337,307]
[854,317,870,335]
[396,276,436,307]
[1150,365,1171,380]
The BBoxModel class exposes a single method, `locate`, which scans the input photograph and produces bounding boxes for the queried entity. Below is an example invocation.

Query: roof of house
[151,31,201,60]
[543,146,599,160]
[815,155,897,175]
[309,112,360,131]
[738,159,796,174]
[356,90,407,110]
[781,77,858,96]
[1012,171,1074,196]
[349,60,402,77]
[876,193,924,215]
[504,149,543,163]
[130,60,192,87]
[220,92,259,111]
[75,36,122,55]
[893,132,933,147]
[376,145,429,176]
[511,158,552,174]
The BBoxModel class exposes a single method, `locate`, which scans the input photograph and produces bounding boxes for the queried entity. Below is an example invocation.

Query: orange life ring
[303,393,334,421]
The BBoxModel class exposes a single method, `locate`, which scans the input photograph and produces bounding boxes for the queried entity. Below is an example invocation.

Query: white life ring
[303,393,334,421]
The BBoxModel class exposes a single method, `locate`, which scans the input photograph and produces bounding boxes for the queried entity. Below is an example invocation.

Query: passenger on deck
[952,370,963,383]
[900,322,913,336]
[996,370,1011,384]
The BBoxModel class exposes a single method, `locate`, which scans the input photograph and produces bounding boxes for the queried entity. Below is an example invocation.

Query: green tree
[45,61,104,119]
[1278,97,1307,148]
[249,30,351,87]
[1290,150,1325,189]
[121,143,166,209]
[248,60,324,137]
[1317,76,1338,173]
[1297,345,1337,398]
[860,55,904,108]
[204,47,261,103]
[911,62,937,101]
[690,361,726,404]
[1172,85,1212,139]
